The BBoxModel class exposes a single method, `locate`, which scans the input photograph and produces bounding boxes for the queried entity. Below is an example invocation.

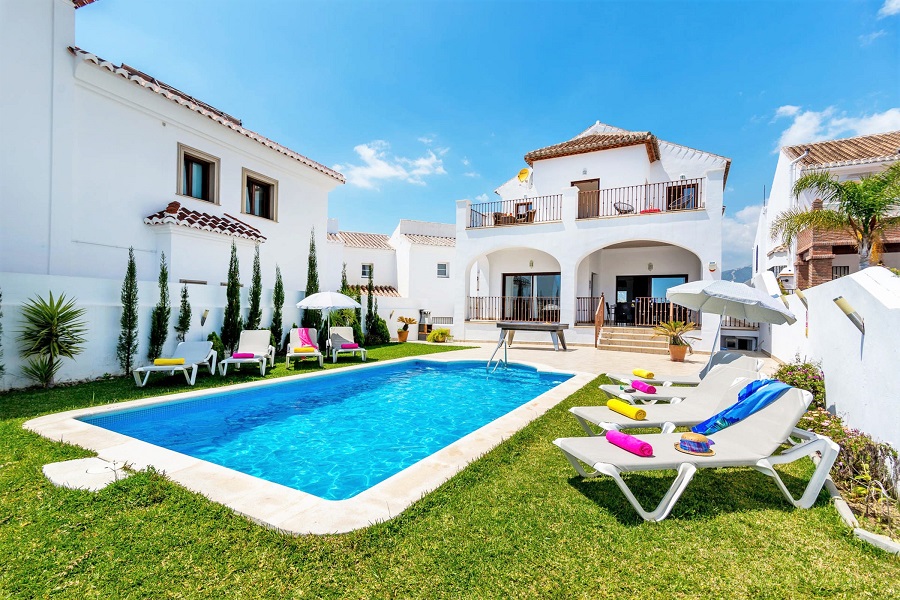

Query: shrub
[147,252,171,360]
[18,291,87,388]
[221,241,242,354]
[206,331,225,362]
[773,355,825,409]
[117,247,139,374]
[174,284,191,343]
[427,328,451,343]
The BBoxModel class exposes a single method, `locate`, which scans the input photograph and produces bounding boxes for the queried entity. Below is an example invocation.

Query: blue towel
[691,379,792,435]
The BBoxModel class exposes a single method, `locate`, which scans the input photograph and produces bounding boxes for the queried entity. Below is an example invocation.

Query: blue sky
[76,0,900,269]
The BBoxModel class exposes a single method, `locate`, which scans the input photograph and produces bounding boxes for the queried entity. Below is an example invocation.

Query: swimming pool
[80,360,572,500]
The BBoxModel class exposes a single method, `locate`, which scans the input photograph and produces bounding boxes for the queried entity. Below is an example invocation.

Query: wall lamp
[795,289,808,309]
[200,309,210,327]
[833,296,864,334]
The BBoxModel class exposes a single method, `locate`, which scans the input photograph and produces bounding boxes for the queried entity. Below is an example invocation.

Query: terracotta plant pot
[668,344,688,362]
[397,330,409,343]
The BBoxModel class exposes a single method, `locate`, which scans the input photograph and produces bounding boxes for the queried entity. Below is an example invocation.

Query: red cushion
[640,208,661,214]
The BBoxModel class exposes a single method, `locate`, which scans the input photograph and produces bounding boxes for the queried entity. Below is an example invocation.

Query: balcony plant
[652,320,695,362]
[396,316,417,343]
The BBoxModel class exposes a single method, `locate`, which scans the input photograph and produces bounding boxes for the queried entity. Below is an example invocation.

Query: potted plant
[396,316,417,343]
[652,320,695,362]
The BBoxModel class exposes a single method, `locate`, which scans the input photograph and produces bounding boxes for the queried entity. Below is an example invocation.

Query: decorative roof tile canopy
[403,234,456,247]
[145,201,267,243]
[73,0,99,7]
[785,130,900,170]
[327,231,393,250]
[524,131,661,165]
[346,284,402,297]
[68,47,345,184]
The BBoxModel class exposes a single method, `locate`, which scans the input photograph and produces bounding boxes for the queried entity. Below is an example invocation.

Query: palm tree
[770,163,900,270]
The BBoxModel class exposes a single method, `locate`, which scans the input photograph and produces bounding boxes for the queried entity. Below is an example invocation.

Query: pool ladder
[486,338,508,373]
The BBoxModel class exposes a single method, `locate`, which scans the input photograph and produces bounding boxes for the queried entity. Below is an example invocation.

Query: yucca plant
[17,291,87,388]
[651,320,695,348]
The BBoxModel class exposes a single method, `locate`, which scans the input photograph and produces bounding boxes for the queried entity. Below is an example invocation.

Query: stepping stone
[43,457,129,492]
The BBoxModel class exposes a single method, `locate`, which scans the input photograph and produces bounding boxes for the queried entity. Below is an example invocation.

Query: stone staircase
[597,326,669,355]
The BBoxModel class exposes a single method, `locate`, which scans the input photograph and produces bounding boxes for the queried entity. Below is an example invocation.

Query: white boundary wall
[761,267,900,449]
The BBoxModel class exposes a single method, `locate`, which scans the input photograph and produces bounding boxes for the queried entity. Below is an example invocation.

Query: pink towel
[232,352,255,359]
[341,343,359,349]
[606,430,653,457]
[298,328,316,348]
[631,380,657,394]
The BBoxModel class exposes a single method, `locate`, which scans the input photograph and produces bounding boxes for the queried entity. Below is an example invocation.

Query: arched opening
[465,247,562,322]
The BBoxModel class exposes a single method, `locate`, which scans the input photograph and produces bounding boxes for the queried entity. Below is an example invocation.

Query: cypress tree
[221,240,242,354]
[174,284,192,342]
[301,228,322,332]
[246,244,262,330]
[270,264,284,350]
[116,247,139,374]
[147,252,171,360]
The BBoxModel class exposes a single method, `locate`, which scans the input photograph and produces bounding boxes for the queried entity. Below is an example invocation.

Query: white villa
[452,121,732,350]
[752,131,900,290]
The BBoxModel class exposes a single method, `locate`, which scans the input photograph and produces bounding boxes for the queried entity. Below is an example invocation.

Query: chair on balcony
[613,201,635,215]
[605,302,614,324]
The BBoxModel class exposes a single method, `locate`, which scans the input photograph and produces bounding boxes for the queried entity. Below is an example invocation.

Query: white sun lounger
[598,362,762,405]
[554,387,839,522]
[132,341,216,387]
[285,327,324,368]
[572,367,758,436]
[604,352,763,387]
[218,330,275,376]
[327,326,367,363]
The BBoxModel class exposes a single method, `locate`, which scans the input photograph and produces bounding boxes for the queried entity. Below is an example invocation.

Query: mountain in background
[721,265,752,283]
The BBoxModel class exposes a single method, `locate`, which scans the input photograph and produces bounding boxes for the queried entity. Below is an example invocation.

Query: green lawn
[1,343,898,598]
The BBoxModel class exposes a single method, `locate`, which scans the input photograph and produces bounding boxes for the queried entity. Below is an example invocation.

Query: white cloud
[461,157,470,166]
[334,140,447,189]
[417,136,434,144]
[878,0,900,17]
[463,172,479,178]
[475,193,489,202]
[721,204,762,270]
[859,30,887,45]
[772,106,900,149]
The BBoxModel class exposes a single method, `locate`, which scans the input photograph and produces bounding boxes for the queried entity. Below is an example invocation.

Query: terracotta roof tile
[327,231,393,250]
[403,233,456,247]
[348,284,401,297]
[524,132,661,165]
[73,0,99,7]
[785,130,900,170]
[144,201,266,243]
[69,47,345,184]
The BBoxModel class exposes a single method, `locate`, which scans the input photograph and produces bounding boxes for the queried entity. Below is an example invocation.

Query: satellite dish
[517,168,530,182]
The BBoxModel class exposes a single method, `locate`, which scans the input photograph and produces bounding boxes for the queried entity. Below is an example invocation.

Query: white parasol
[296,291,361,339]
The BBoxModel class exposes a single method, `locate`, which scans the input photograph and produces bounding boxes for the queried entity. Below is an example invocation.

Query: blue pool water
[82,360,571,500]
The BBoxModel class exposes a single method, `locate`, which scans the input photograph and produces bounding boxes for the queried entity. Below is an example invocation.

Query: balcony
[574,296,702,327]
[466,195,562,229]
[466,296,561,322]
[577,178,705,219]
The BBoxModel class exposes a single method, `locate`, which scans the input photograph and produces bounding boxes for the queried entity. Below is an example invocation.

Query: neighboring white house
[0,0,343,387]
[752,131,900,291]
[324,219,455,339]
[453,121,730,349]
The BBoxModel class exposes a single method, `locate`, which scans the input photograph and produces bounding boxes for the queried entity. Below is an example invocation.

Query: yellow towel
[632,368,654,379]
[153,358,185,366]
[607,399,647,421]
[293,346,317,353]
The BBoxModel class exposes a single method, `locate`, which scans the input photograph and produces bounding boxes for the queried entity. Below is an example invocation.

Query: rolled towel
[632,368,654,379]
[153,358,185,366]
[631,380,657,394]
[232,352,255,359]
[606,399,647,421]
[606,430,653,457]
[293,346,317,353]
[340,343,359,349]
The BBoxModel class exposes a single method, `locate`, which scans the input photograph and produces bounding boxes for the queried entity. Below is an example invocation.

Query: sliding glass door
[502,273,561,321]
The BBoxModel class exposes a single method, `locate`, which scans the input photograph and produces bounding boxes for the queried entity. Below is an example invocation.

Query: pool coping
[24,355,594,535]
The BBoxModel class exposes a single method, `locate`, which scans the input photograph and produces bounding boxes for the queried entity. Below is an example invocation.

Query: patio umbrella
[666,279,796,326]
[296,291,362,340]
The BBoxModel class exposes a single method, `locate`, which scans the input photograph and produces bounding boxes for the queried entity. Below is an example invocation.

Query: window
[769,265,785,277]
[177,144,219,203]
[832,265,850,280]
[241,168,278,221]
[361,263,373,279]
[437,263,449,278]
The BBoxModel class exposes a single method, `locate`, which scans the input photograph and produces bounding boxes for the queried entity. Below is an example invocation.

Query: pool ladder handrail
[487,338,508,373]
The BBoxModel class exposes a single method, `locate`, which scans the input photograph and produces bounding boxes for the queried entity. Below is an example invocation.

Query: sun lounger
[286,327,323,368]
[218,330,275,376]
[554,386,839,522]
[132,341,216,387]
[327,326,367,363]
[604,352,763,387]
[573,367,757,436]
[599,362,761,405]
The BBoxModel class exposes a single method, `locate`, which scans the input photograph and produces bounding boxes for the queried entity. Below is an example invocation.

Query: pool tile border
[24,355,593,535]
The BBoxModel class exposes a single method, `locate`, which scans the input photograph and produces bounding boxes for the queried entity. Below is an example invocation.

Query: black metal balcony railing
[574,297,702,327]
[577,178,705,219]
[467,195,562,229]
[466,296,561,322]
[720,316,759,329]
